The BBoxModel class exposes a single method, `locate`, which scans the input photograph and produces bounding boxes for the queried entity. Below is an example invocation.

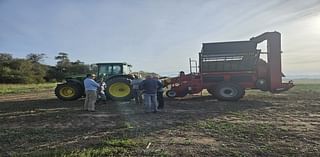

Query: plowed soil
[0,86,319,156]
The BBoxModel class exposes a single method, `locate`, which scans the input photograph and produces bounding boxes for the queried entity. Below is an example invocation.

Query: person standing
[97,78,107,104]
[155,77,164,110]
[131,74,143,104]
[140,75,158,113]
[84,74,99,111]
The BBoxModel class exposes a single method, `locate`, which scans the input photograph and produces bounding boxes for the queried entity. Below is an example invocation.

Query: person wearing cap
[84,74,100,111]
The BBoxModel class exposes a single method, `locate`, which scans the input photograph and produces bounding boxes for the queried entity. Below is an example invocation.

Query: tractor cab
[96,63,132,80]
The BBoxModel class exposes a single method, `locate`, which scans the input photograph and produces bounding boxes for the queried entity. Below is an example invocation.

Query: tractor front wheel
[55,83,82,101]
[106,78,133,101]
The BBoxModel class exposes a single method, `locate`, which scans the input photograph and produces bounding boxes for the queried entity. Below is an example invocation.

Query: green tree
[46,52,91,82]
[26,53,46,63]
[45,66,64,82]
[0,53,47,83]
[0,53,13,62]
[0,59,34,83]
[68,60,90,75]
[55,52,71,72]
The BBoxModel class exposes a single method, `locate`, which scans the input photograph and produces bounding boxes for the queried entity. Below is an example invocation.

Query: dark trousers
[133,89,142,104]
[157,91,164,109]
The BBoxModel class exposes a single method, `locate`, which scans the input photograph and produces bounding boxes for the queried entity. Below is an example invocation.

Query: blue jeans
[144,93,158,112]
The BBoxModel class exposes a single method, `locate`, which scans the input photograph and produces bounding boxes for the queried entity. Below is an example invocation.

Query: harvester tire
[166,90,177,98]
[214,82,245,101]
[55,83,82,101]
[255,79,268,91]
[106,77,133,101]
[166,89,189,98]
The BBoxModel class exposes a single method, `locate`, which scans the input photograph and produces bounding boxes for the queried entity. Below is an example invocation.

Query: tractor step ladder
[189,58,198,74]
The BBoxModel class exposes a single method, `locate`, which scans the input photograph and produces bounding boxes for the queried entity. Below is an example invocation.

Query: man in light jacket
[84,74,99,111]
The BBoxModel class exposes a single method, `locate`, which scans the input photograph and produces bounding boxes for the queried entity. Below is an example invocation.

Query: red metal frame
[168,71,258,97]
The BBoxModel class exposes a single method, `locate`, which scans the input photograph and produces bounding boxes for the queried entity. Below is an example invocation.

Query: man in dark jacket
[140,75,158,113]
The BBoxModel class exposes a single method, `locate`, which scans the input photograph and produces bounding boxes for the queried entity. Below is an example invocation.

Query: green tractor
[54,62,134,101]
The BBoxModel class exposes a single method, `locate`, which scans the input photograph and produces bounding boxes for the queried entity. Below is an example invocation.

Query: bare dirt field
[0,84,320,156]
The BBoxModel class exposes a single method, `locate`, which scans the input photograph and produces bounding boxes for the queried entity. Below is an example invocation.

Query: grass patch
[288,79,320,84]
[28,138,167,157]
[289,83,320,93]
[0,83,56,95]
[245,83,320,98]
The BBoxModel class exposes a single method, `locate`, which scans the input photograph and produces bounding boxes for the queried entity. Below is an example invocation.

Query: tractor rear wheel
[106,77,133,101]
[214,82,245,101]
[55,83,82,101]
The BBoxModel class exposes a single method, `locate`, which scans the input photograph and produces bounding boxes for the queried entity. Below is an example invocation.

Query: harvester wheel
[55,83,82,101]
[166,89,188,98]
[256,79,268,91]
[166,90,177,98]
[106,77,133,101]
[215,82,245,101]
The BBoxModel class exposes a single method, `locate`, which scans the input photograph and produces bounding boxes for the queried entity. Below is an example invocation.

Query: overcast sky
[1,0,320,76]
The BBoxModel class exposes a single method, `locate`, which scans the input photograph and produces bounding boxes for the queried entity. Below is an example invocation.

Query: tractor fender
[66,78,83,86]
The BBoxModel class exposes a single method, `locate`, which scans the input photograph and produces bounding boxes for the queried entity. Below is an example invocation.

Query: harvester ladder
[189,58,198,74]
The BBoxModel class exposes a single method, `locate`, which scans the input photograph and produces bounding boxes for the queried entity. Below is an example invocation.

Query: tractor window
[98,65,112,78]
[122,65,131,74]
[112,65,122,74]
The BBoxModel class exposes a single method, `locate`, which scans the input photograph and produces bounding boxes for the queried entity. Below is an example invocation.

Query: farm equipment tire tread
[55,83,82,101]
[215,82,245,101]
[106,77,133,101]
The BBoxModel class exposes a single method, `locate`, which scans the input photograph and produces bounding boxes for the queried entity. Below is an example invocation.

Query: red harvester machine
[165,31,294,101]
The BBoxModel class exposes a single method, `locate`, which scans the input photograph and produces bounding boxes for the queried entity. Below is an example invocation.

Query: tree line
[0,52,159,84]
[0,52,92,83]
